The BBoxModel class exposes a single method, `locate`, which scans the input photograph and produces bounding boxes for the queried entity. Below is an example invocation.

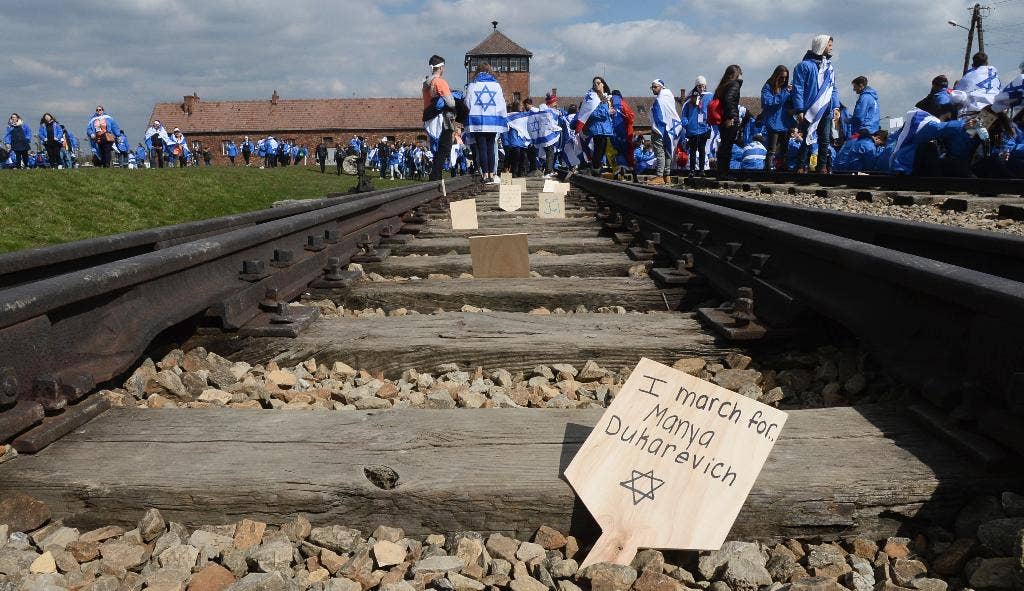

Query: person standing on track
[423,54,456,182]
[575,76,615,177]
[849,76,880,136]
[791,35,839,173]
[465,62,507,185]
[649,79,682,185]
[682,76,712,176]
[610,90,637,182]
[712,65,743,179]
[760,66,793,171]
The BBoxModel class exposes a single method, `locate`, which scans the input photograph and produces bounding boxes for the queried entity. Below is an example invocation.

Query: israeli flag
[805,58,836,147]
[507,111,533,146]
[956,66,1002,113]
[576,91,602,127]
[890,108,939,169]
[652,87,684,156]
[465,74,508,134]
[993,73,1023,114]
[528,107,561,148]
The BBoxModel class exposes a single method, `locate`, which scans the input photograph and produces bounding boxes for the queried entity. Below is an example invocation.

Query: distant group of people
[418,36,1024,181]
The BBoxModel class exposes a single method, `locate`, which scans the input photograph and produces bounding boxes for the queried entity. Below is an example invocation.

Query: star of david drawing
[620,469,666,506]
[978,68,999,91]
[474,85,498,110]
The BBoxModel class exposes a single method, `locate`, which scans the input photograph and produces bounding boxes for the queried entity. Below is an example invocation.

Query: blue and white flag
[506,111,533,146]
[993,73,1024,114]
[576,90,602,127]
[651,87,684,156]
[890,108,939,171]
[804,58,835,147]
[956,66,1002,113]
[465,73,508,133]
[527,106,561,147]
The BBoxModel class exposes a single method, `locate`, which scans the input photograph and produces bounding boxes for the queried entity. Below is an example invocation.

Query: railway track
[0,174,1022,571]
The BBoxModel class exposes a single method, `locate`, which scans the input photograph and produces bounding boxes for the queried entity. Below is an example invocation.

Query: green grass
[0,166,419,253]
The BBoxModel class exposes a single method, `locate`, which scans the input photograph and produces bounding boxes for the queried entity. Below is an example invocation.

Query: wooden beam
[208,312,736,376]
[394,237,623,255]
[1,407,1014,542]
[364,253,637,277]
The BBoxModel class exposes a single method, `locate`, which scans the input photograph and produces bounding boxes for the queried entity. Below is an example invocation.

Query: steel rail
[692,170,1024,195]
[0,177,472,441]
[572,175,1024,418]
[642,182,1024,283]
[0,189,402,289]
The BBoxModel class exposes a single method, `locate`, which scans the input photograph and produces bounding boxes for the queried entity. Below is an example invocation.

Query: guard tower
[465,21,532,103]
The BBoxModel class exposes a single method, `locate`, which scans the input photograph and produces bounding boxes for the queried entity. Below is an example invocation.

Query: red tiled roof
[149,97,426,134]
[466,30,532,57]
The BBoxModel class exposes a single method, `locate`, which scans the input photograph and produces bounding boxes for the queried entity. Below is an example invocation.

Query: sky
[3,0,1022,141]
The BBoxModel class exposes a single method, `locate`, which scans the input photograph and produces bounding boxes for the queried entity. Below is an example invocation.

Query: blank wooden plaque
[469,233,530,278]
[450,198,478,230]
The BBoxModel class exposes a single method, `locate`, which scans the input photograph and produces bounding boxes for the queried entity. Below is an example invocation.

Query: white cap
[695,76,707,87]
[651,79,666,88]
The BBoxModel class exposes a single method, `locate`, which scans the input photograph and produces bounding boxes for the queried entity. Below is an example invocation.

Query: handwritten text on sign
[564,357,787,567]
[537,192,565,219]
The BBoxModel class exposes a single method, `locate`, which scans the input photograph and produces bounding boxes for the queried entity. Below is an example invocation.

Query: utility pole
[976,4,985,53]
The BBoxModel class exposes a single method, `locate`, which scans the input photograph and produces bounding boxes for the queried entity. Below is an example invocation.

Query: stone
[37,526,79,549]
[781,578,845,591]
[724,353,752,370]
[0,493,51,533]
[631,570,683,591]
[279,516,312,543]
[325,577,363,591]
[20,573,68,591]
[909,579,948,591]
[721,557,772,590]
[411,555,466,574]
[233,520,266,551]
[883,537,912,559]
[426,391,457,409]
[712,369,761,391]
[671,358,706,375]
[551,364,578,379]
[977,517,1024,556]
[891,559,927,586]
[188,563,237,591]
[379,582,415,591]
[549,559,578,579]
[930,537,976,576]
[99,542,148,570]
[160,545,200,571]
[139,508,167,543]
[531,526,566,551]
[29,551,56,574]
[630,549,664,574]
[581,563,637,591]
[765,555,801,582]
[578,361,606,381]
[189,530,234,561]
[145,567,191,591]
[156,370,192,401]
[485,534,520,563]
[448,572,485,591]
[806,543,845,569]
[373,541,407,568]
[1002,491,1024,517]
[458,390,487,409]
[67,540,100,563]
[79,526,125,545]
[199,389,234,405]
[83,574,121,591]
[510,575,548,591]
[266,370,298,389]
[955,495,1004,538]
[248,541,293,574]
[968,557,1017,589]
[308,526,360,554]
[845,538,877,560]
[557,581,584,591]
[697,542,764,580]
[842,570,873,591]
[515,542,545,562]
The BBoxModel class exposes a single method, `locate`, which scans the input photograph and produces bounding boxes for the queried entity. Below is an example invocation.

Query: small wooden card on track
[542,179,555,193]
[449,198,478,230]
[500,172,513,186]
[538,192,565,219]
[499,185,522,212]
[469,233,530,278]
[564,357,788,568]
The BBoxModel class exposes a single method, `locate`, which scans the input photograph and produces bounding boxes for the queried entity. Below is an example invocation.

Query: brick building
[148,25,760,165]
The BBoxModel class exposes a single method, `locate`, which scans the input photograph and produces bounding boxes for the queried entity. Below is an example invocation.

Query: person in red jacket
[610,90,637,182]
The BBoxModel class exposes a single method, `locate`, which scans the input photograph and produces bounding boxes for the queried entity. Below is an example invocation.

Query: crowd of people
[418,36,1024,181]
[4,36,1022,179]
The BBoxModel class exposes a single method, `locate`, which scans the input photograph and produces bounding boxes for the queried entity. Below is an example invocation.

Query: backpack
[707,98,723,126]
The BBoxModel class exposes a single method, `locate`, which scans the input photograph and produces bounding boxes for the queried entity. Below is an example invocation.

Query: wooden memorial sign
[555,182,571,197]
[499,185,522,212]
[449,198,478,230]
[564,357,788,568]
[537,192,566,219]
[542,178,555,193]
[511,177,527,187]
[469,233,530,278]
[500,172,513,186]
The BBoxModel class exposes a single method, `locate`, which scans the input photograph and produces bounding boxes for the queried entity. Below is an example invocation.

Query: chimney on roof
[182,92,199,115]
[492,20,498,29]
[271,90,279,105]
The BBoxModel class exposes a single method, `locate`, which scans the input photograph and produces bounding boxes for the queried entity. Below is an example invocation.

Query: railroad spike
[750,253,771,276]
[60,374,95,403]
[238,259,269,282]
[324,229,340,244]
[32,376,67,414]
[305,235,326,252]
[693,229,710,245]
[725,242,743,262]
[0,367,18,409]
[271,249,294,268]
[676,254,694,272]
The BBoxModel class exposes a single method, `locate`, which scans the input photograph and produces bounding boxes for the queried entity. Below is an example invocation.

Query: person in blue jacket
[134,143,148,168]
[86,106,121,168]
[760,66,794,171]
[785,128,804,171]
[225,140,238,165]
[37,113,66,169]
[791,35,840,172]
[241,136,254,166]
[741,135,768,169]
[890,107,968,175]
[5,113,33,169]
[115,131,130,167]
[849,77,880,136]
[681,76,712,175]
[573,76,615,176]
[834,129,887,172]
[60,125,78,169]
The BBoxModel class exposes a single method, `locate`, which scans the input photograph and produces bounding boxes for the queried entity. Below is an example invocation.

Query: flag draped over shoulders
[465,73,508,134]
